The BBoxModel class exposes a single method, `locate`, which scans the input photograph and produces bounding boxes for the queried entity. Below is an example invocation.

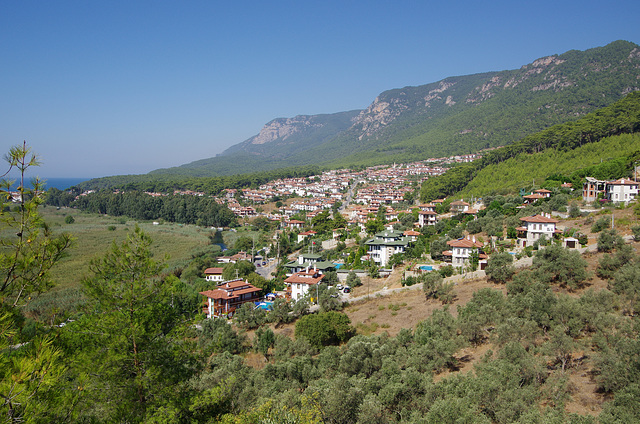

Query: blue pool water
[420,265,433,271]
[256,301,274,310]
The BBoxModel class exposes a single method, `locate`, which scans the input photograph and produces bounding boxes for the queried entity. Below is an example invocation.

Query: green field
[20,207,215,322]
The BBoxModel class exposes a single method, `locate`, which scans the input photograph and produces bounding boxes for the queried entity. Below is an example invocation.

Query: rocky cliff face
[205,40,640,173]
[221,110,360,157]
[249,116,322,145]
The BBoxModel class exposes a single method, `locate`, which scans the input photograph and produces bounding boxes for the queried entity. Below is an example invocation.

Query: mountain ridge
[151,40,640,177]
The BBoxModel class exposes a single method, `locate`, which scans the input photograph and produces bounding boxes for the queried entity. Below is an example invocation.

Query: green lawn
[18,207,214,322]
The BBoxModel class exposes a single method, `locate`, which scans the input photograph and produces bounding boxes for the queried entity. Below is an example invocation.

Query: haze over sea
[6,177,91,191]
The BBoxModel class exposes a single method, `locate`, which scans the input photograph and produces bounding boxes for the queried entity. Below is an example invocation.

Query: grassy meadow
[20,206,216,323]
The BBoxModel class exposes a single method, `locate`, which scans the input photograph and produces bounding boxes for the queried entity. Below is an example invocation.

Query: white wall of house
[291,282,319,301]
[607,181,638,204]
[418,212,437,227]
[452,247,473,266]
[205,274,223,282]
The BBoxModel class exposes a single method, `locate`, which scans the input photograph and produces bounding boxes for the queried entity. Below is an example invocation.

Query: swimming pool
[255,301,273,311]
[419,265,433,271]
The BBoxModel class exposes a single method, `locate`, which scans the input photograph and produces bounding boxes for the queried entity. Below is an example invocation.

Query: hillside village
[171,153,639,322]
[5,130,640,424]
[60,150,640,318]
[4,40,640,423]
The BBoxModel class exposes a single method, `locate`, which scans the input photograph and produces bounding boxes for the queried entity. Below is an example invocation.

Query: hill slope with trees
[420,90,640,201]
[154,40,640,177]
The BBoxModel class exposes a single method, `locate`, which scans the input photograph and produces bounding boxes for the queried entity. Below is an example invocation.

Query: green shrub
[597,228,625,253]
[591,216,611,233]
[632,225,640,242]
[485,252,515,284]
[295,311,355,348]
[439,265,454,278]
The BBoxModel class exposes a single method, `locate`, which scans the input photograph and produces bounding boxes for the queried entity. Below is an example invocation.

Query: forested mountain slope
[420,90,640,201]
[155,40,640,177]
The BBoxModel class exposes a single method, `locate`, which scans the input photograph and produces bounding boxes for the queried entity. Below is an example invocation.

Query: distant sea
[6,177,92,191]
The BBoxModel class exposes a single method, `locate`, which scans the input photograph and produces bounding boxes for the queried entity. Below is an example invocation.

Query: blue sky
[2,1,639,178]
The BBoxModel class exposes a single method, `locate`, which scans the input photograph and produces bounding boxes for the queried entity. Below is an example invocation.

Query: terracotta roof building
[200,279,262,319]
[285,269,324,301]
[204,267,224,282]
[516,213,561,248]
[445,237,484,269]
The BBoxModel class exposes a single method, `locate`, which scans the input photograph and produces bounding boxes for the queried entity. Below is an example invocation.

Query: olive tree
[485,252,515,284]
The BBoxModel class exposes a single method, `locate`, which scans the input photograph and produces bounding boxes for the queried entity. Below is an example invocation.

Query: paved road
[256,258,278,279]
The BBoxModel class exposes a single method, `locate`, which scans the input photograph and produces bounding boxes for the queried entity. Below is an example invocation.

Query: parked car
[343,287,351,294]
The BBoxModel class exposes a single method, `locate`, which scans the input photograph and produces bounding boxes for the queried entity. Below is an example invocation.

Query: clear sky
[2,0,639,178]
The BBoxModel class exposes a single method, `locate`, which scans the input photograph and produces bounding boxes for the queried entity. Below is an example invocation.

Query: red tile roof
[285,271,324,286]
[447,238,483,248]
[199,279,262,300]
[519,214,559,223]
[608,178,638,186]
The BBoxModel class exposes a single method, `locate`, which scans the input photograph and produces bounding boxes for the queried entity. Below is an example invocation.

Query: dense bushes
[70,190,238,227]
[295,311,355,348]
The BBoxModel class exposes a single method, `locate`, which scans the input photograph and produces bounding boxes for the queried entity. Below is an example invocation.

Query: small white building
[445,236,484,269]
[516,213,560,248]
[204,267,224,282]
[418,210,438,227]
[606,178,639,205]
[450,200,470,214]
[285,269,324,302]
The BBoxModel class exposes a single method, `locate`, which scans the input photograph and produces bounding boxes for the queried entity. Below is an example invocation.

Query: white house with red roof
[403,230,421,242]
[418,210,438,227]
[199,279,262,319]
[445,236,484,269]
[285,269,324,301]
[204,267,224,282]
[450,200,470,214]
[606,178,638,205]
[284,219,305,230]
[534,189,552,198]
[522,193,544,204]
[516,213,560,247]
[297,230,317,243]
